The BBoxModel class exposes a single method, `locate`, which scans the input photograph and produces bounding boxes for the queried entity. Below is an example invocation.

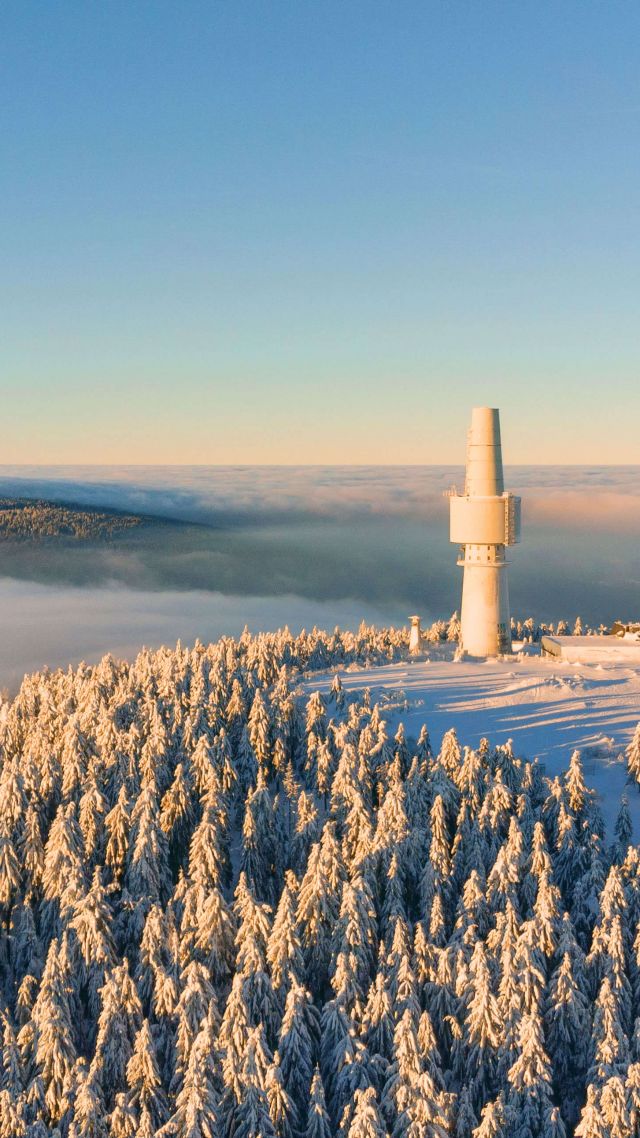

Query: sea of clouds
[0,465,637,689]
[0,464,639,531]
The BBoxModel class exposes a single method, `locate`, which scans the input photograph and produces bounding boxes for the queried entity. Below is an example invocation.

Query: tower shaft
[459,543,511,656]
[449,407,521,657]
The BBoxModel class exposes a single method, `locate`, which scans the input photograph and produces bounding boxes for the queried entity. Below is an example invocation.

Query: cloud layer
[0,578,396,696]
[0,466,636,671]
[0,464,638,532]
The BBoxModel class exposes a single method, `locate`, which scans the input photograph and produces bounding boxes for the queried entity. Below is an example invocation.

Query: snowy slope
[304,645,640,836]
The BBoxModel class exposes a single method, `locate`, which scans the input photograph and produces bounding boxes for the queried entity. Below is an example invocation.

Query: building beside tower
[448,407,521,656]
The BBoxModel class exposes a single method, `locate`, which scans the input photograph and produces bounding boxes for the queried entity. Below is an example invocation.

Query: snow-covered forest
[0,499,144,542]
[0,622,639,1138]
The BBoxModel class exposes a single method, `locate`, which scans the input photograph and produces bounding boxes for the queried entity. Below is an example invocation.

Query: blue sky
[2,1,639,463]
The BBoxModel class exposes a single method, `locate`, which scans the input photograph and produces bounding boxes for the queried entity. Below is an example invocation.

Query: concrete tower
[448,407,521,656]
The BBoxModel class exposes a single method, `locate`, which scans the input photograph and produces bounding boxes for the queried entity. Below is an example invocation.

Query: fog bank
[0,466,636,689]
[0,579,397,695]
[0,465,638,531]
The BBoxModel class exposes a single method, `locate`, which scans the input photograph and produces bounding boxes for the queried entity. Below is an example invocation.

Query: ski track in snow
[304,648,640,839]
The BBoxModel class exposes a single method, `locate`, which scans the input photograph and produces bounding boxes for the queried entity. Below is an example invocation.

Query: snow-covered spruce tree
[266,870,305,1008]
[447,612,461,643]
[297,824,344,999]
[345,1086,387,1138]
[277,979,320,1130]
[91,962,142,1110]
[305,1067,332,1138]
[464,939,501,1105]
[173,963,216,1087]
[265,1052,295,1138]
[233,872,280,1045]
[125,1018,167,1130]
[627,722,640,789]
[229,1026,276,1138]
[31,937,78,1125]
[241,772,282,905]
[160,1013,218,1138]
[611,795,633,863]
[545,951,590,1126]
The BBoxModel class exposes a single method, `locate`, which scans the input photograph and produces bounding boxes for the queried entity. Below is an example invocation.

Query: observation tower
[447,407,521,656]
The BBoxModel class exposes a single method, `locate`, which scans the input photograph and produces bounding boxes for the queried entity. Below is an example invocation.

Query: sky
[1,1,639,464]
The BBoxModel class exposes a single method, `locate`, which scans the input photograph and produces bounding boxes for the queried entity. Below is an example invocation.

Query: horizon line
[0,461,639,470]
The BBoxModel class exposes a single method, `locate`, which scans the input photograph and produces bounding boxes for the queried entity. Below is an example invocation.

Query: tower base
[459,558,512,657]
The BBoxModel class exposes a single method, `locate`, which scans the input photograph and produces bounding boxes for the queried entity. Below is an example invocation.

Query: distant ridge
[0,496,190,542]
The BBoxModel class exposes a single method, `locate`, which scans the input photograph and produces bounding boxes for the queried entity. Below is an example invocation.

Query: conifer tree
[20,803,45,890]
[305,1068,332,1138]
[545,951,589,1122]
[241,773,281,904]
[173,964,215,1086]
[230,1027,276,1138]
[126,783,169,928]
[0,816,21,909]
[566,750,590,816]
[71,867,117,974]
[267,871,305,1006]
[109,1092,138,1138]
[219,974,252,1106]
[161,1017,218,1138]
[266,1054,295,1138]
[363,970,395,1081]
[464,939,501,1092]
[611,795,633,863]
[248,690,271,774]
[236,726,259,800]
[72,1060,109,1138]
[290,790,321,877]
[126,1019,167,1128]
[297,829,343,997]
[104,787,130,884]
[42,801,86,919]
[32,938,78,1124]
[79,767,109,867]
[278,980,320,1127]
[456,1084,478,1137]
[189,881,236,985]
[439,728,462,780]
[472,1094,511,1138]
[330,674,344,712]
[627,722,640,787]
[346,1087,387,1138]
[447,612,461,643]
[92,963,142,1108]
[416,724,433,762]
[574,1085,607,1138]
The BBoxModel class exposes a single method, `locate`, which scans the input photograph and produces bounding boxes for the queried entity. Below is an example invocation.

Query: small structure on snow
[408,615,422,656]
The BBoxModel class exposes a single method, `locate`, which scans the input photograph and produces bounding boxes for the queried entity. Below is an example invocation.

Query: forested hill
[0,498,151,541]
[0,623,639,1137]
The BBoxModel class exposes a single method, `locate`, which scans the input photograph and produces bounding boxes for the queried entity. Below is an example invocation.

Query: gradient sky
[2,2,639,463]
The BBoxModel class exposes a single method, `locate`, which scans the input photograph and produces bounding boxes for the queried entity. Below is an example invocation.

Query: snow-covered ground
[305,644,640,837]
